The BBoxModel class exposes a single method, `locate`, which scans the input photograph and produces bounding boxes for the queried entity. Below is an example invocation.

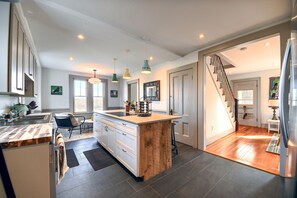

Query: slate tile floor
[57,138,294,198]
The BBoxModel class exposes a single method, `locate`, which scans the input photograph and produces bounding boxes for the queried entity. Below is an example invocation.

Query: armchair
[54,113,85,139]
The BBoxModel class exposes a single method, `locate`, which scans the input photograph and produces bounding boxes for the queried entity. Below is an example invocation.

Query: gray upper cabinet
[16,21,24,94]
[0,3,38,96]
[23,37,30,76]
[33,58,38,96]
[8,6,24,95]
[29,50,35,79]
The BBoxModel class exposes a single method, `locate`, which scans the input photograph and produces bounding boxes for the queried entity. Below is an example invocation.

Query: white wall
[120,51,198,111]
[228,69,280,126]
[41,68,121,110]
[206,67,234,145]
[0,95,18,114]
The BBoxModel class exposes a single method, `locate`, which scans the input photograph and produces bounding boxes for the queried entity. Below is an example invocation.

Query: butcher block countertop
[96,110,181,125]
[0,123,52,149]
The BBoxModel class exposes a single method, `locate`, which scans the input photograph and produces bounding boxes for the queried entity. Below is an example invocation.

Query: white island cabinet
[94,113,138,174]
[93,111,181,180]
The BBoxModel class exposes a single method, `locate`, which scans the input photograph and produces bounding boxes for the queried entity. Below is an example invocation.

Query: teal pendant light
[141,60,151,74]
[112,73,118,83]
[112,58,119,83]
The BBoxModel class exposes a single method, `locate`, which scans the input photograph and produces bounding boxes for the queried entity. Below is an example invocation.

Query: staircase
[207,55,238,130]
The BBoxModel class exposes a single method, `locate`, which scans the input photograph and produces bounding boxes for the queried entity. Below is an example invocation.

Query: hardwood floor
[206,125,280,175]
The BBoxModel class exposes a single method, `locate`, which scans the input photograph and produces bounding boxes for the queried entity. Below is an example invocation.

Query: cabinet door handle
[16,88,22,90]
[122,133,127,136]
[122,149,127,153]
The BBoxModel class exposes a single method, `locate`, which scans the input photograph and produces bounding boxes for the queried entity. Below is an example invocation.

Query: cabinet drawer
[116,144,137,175]
[116,121,138,136]
[116,129,137,154]
[94,113,101,121]
[94,120,100,128]
[101,118,115,128]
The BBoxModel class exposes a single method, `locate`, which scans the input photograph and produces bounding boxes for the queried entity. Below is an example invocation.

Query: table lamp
[268,99,279,120]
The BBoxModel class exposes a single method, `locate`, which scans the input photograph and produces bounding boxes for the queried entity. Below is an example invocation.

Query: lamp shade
[268,99,279,108]
[88,69,101,84]
[141,60,151,74]
[112,73,119,83]
[88,77,101,84]
[123,68,131,79]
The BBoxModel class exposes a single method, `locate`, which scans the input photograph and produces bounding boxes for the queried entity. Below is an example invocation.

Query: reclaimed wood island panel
[93,111,180,180]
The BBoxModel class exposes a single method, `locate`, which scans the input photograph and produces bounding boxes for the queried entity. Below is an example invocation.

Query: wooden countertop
[95,110,181,125]
[0,123,52,149]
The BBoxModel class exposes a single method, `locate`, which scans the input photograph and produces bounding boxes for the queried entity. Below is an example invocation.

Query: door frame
[127,79,140,102]
[198,22,290,150]
[167,63,198,148]
[231,77,261,127]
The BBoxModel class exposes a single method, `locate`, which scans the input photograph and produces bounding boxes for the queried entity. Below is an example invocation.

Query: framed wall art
[143,80,160,101]
[51,85,63,95]
[269,77,280,100]
[110,90,118,98]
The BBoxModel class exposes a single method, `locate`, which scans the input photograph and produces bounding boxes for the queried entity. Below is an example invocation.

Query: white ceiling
[20,0,291,76]
[220,35,281,75]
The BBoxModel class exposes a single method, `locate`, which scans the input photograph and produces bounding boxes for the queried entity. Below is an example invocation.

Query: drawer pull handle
[122,149,127,153]
[122,133,127,136]
[122,123,126,126]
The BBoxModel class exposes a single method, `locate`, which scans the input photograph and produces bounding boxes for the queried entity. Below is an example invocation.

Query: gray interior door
[169,69,193,146]
[233,80,259,126]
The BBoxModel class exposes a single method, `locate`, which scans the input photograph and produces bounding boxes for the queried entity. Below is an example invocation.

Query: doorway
[232,78,260,127]
[202,34,282,175]
[169,66,195,146]
[127,79,139,103]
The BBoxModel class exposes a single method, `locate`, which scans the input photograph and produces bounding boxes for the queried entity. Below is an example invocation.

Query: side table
[267,119,280,133]
[81,119,93,132]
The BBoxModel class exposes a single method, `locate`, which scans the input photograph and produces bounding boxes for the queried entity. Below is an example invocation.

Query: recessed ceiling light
[199,33,204,39]
[149,56,153,61]
[69,56,74,61]
[265,42,270,46]
[77,34,85,40]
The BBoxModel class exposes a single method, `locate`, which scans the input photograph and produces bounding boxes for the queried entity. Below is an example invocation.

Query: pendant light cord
[113,58,117,73]
[93,69,96,78]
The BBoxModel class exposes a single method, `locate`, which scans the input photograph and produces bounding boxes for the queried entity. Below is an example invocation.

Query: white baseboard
[206,127,235,146]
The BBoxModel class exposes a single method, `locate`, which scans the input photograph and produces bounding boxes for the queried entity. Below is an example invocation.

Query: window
[74,80,87,112]
[93,83,104,111]
[70,76,107,113]
[237,90,253,105]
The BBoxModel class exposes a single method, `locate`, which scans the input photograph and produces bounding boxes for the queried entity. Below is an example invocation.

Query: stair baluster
[210,55,239,130]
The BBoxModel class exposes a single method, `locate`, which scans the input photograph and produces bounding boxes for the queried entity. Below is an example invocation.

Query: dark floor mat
[66,149,79,168]
[83,147,117,171]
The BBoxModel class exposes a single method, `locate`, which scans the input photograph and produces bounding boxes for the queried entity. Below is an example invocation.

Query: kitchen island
[94,110,181,180]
